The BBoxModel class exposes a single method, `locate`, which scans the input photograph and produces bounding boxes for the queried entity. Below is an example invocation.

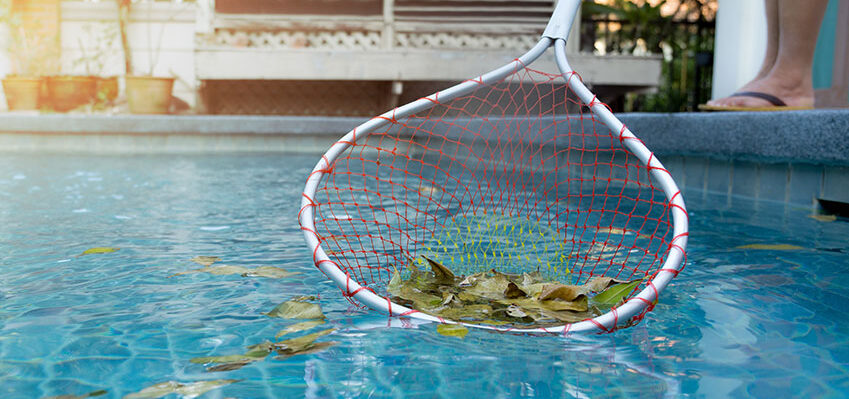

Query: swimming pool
[0,153,846,398]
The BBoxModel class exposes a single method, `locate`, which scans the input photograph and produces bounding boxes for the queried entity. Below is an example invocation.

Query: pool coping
[1,110,847,207]
[1,110,847,163]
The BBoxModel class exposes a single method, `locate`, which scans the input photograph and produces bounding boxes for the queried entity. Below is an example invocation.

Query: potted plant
[1,1,56,111]
[118,0,176,114]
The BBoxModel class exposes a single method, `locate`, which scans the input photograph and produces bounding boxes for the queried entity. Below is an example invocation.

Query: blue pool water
[0,153,847,398]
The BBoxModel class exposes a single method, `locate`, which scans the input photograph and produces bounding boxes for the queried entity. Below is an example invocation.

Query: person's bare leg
[708,0,827,108]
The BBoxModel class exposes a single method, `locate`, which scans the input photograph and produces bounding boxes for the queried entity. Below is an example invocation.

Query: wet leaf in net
[43,390,108,399]
[275,341,337,360]
[537,283,585,302]
[506,304,528,318]
[240,266,300,278]
[583,276,616,293]
[462,270,511,300]
[441,292,460,306]
[123,379,239,399]
[275,320,326,338]
[436,324,468,338]
[503,282,527,299]
[437,304,493,320]
[458,271,485,287]
[398,285,444,310]
[276,328,336,354]
[592,279,643,306]
[190,256,221,266]
[388,264,403,296]
[521,271,544,286]
[265,298,325,319]
[80,247,119,256]
[735,244,804,251]
[423,256,455,282]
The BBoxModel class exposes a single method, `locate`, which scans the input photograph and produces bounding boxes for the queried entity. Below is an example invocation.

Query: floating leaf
[190,256,221,266]
[275,341,337,360]
[80,247,119,256]
[43,390,107,399]
[206,362,252,372]
[809,214,837,222]
[592,279,643,306]
[190,353,263,365]
[123,379,239,399]
[436,324,468,338]
[275,320,326,338]
[266,299,325,319]
[276,328,336,354]
[239,266,299,278]
[735,244,804,251]
[191,341,280,372]
[172,265,298,279]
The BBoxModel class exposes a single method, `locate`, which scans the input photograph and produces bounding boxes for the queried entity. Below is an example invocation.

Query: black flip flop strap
[730,91,787,107]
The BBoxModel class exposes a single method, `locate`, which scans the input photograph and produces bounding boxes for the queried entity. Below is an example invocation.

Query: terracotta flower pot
[95,76,120,104]
[126,76,175,114]
[2,76,43,111]
[46,76,97,112]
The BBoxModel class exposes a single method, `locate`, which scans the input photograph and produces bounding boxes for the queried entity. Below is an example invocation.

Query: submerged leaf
[123,379,239,399]
[275,320,326,338]
[43,390,107,399]
[190,256,221,266]
[265,299,325,319]
[735,244,804,251]
[81,247,119,256]
[436,324,469,338]
[592,279,643,306]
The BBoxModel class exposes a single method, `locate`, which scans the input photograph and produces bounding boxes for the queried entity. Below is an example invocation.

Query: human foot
[705,75,814,109]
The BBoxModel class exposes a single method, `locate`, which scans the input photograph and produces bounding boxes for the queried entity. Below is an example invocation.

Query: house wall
[60,1,197,106]
[0,1,197,110]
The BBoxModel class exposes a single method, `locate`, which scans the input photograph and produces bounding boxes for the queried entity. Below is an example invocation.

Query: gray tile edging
[0,110,847,164]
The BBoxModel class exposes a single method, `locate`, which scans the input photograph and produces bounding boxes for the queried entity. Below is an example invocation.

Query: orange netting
[310,68,675,313]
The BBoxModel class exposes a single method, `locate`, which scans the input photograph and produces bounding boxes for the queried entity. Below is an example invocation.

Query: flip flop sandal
[698,91,814,111]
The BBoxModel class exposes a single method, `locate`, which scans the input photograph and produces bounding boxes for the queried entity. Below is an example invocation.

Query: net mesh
[310,67,675,323]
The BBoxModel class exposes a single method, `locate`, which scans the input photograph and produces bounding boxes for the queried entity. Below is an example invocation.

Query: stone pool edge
[1,110,847,207]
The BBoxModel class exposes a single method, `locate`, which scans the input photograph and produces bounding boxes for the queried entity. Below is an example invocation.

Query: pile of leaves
[389,256,642,328]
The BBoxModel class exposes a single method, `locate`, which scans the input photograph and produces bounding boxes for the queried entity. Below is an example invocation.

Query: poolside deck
[1,110,847,208]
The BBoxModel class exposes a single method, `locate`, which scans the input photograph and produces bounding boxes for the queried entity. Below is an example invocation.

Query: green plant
[583,0,717,112]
